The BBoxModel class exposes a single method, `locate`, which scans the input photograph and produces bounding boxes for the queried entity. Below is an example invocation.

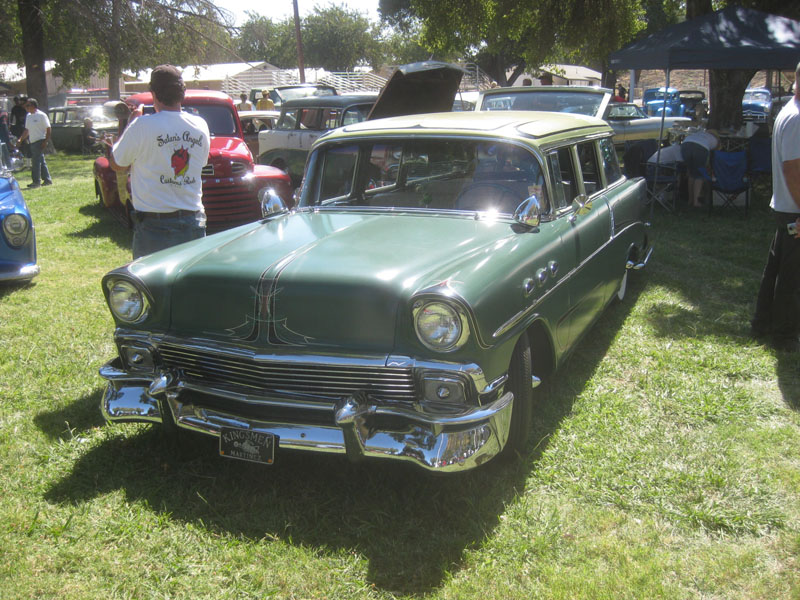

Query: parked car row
[98,63,652,473]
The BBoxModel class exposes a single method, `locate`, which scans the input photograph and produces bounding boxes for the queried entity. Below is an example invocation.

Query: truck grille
[158,343,417,403]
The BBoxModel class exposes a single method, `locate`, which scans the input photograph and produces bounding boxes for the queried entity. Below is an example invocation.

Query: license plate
[219,427,275,465]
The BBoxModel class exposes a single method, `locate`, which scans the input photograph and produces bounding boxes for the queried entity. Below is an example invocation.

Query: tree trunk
[707,69,756,131]
[17,0,48,109]
[107,0,121,100]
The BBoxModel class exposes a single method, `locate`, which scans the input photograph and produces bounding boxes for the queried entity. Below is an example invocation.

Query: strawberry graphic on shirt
[171,146,190,176]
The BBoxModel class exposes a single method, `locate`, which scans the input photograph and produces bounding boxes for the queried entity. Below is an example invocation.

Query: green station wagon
[99,110,651,472]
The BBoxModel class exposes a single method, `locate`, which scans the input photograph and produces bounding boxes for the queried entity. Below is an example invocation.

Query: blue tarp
[609,6,800,71]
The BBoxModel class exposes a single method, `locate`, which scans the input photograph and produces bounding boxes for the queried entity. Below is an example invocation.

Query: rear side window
[547,147,577,210]
[577,141,600,195]
[599,138,622,184]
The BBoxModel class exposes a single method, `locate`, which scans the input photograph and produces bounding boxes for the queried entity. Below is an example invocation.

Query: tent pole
[650,69,671,218]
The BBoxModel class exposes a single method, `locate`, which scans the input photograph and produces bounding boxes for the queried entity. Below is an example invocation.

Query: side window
[577,141,600,195]
[322,108,342,130]
[599,138,622,185]
[299,108,323,130]
[276,110,298,130]
[66,110,81,124]
[547,147,577,210]
[318,145,359,203]
[342,106,368,126]
[50,111,65,125]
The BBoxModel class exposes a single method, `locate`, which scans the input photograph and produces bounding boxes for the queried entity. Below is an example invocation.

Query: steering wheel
[454,182,525,213]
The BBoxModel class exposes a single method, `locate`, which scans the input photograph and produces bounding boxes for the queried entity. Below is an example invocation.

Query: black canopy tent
[609,6,800,214]
[609,5,800,71]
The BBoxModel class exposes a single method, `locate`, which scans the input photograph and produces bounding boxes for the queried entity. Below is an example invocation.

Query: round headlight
[3,214,28,238]
[108,280,147,323]
[414,301,465,351]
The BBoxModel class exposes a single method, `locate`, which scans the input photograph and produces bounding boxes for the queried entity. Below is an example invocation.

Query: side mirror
[513,196,541,228]
[259,188,289,218]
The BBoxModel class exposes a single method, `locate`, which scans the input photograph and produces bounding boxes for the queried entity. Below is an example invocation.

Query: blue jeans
[30,139,51,185]
[132,210,206,259]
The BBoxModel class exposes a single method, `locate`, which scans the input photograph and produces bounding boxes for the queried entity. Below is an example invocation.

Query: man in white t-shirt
[111,65,211,259]
[16,98,52,188]
[752,61,800,352]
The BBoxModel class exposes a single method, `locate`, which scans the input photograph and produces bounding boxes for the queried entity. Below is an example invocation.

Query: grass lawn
[0,154,798,599]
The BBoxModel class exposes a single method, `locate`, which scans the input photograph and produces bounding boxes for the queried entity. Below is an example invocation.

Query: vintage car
[642,87,688,117]
[238,109,280,157]
[604,102,690,144]
[257,94,377,186]
[0,145,38,282]
[475,87,689,145]
[48,105,117,152]
[93,90,292,234]
[98,110,652,472]
[678,90,707,119]
[742,87,772,122]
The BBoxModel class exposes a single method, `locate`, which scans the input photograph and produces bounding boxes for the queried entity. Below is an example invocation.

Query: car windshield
[607,104,646,119]
[744,90,770,103]
[277,87,337,102]
[182,105,237,136]
[480,91,604,116]
[304,139,548,215]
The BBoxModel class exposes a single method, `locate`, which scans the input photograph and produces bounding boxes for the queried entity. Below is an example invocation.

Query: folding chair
[644,160,680,212]
[747,136,772,181]
[707,150,750,216]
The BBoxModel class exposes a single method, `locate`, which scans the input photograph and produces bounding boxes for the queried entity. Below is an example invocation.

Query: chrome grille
[231,161,248,177]
[202,163,214,176]
[158,343,417,403]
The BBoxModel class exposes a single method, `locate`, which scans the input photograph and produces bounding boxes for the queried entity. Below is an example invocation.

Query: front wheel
[501,334,533,458]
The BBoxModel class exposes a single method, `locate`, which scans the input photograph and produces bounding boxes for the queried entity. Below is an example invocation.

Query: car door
[48,109,67,150]
[569,139,613,339]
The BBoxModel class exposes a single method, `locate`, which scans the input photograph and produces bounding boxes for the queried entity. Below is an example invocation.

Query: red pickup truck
[94,90,293,234]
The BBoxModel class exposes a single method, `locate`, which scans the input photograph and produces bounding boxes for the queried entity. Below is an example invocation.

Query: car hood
[136,210,517,351]
[742,100,769,111]
[0,176,24,210]
[368,61,466,121]
[209,136,250,159]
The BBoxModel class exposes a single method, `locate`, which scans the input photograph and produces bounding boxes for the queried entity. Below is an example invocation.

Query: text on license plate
[219,427,275,465]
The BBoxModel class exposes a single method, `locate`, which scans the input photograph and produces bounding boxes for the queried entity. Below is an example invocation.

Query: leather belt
[135,209,201,220]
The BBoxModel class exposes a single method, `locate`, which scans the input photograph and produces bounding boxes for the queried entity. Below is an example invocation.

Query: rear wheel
[501,334,533,458]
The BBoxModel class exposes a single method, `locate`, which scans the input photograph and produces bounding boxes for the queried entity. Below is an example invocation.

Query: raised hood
[367,61,466,121]
[161,211,516,351]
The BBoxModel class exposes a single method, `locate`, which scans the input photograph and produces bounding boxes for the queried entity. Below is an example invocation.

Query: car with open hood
[93,90,292,233]
[0,145,38,282]
[98,108,652,472]
[475,86,689,145]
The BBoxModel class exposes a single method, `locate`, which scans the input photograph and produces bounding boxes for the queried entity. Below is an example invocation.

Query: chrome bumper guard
[627,244,653,270]
[99,360,514,472]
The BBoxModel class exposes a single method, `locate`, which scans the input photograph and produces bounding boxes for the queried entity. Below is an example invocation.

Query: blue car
[742,87,772,123]
[642,87,686,117]
[0,143,39,282]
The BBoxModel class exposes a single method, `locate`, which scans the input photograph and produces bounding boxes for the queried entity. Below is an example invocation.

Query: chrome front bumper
[0,263,39,282]
[99,360,514,472]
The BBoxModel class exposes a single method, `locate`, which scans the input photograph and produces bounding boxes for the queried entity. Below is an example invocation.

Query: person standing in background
[16,98,52,188]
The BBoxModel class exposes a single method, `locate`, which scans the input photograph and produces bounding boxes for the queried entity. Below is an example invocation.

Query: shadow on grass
[640,207,800,411]
[0,279,37,300]
[33,388,106,440]
[72,198,131,252]
[42,279,644,595]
